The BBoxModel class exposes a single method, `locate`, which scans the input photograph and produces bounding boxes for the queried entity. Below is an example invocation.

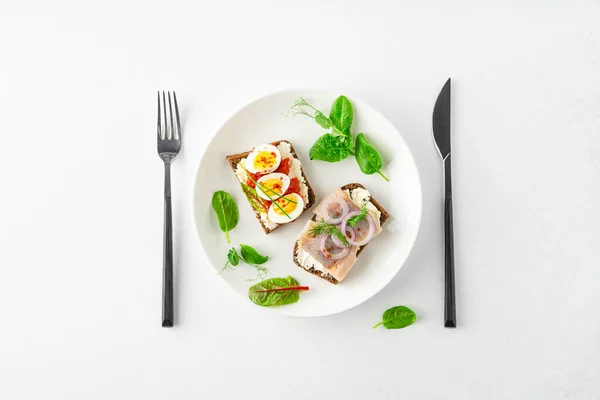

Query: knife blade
[433,78,451,160]
[432,77,456,328]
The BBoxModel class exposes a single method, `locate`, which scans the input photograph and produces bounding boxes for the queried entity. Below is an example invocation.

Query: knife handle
[443,156,456,328]
[444,197,456,327]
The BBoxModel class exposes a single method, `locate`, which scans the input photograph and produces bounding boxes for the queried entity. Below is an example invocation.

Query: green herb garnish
[220,244,269,281]
[248,275,309,307]
[240,244,269,265]
[308,219,350,246]
[239,163,297,204]
[286,97,348,139]
[211,191,239,243]
[309,133,353,162]
[220,248,240,273]
[355,133,389,181]
[238,164,295,219]
[240,182,268,214]
[329,95,354,137]
[286,96,389,181]
[347,203,369,227]
[314,110,332,129]
[373,306,417,329]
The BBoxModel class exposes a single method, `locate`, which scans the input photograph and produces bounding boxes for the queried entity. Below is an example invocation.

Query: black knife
[432,77,456,328]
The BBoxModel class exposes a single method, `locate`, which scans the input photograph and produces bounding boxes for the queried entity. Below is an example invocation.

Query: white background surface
[1,1,599,399]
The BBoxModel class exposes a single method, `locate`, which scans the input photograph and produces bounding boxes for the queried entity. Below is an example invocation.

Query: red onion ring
[320,197,349,225]
[332,225,356,248]
[341,211,375,246]
[320,234,351,260]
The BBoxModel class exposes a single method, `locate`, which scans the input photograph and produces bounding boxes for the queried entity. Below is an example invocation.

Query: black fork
[157,91,181,328]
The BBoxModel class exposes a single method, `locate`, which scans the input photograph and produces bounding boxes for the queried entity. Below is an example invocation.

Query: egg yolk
[261,178,283,195]
[253,151,277,171]
[273,196,297,215]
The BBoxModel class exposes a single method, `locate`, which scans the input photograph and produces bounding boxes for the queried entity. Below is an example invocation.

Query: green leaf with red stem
[252,286,309,293]
[248,276,309,306]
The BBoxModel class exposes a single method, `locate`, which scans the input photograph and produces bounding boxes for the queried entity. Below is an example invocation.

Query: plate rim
[192,88,423,317]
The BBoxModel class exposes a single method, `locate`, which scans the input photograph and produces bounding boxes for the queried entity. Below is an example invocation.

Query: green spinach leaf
[211,191,239,243]
[248,276,309,307]
[329,96,353,136]
[240,244,268,265]
[309,134,352,162]
[314,111,332,129]
[354,133,389,181]
[373,306,417,329]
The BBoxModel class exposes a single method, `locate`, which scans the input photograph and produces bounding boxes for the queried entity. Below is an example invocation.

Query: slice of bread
[293,183,389,284]
[226,140,316,234]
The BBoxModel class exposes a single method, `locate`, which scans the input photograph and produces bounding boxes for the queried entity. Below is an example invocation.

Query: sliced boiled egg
[256,173,290,200]
[268,193,305,224]
[245,144,281,174]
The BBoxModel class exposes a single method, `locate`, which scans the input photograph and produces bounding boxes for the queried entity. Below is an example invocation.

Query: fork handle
[162,162,174,328]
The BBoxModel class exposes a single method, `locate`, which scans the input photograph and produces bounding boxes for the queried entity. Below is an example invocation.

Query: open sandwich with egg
[293,184,389,284]
[226,141,315,234]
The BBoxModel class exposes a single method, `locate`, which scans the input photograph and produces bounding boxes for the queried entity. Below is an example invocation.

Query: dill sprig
[347,203,369,227]
[308,219,350,246]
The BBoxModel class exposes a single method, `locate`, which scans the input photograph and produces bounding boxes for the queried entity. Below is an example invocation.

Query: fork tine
[173,92,181,140]
[162,91,169,139]
[168,92,174,140]
[157,91,161,138]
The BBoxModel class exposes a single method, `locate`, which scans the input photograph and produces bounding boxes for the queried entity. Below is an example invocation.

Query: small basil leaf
[227,248,240,266]
[373,306,417,329]
[240,244,268,265]
[329,95,353,136]
[314,111,332,129]
[211,191,239,243]
[309,134,352,162]
[354,133,389,181]
[248,276,307,307]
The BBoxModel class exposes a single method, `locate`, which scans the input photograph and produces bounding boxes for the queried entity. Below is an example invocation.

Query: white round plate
[193,90,422,317]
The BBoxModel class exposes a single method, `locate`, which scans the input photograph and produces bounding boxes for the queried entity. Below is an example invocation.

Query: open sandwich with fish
[293,183,389,284]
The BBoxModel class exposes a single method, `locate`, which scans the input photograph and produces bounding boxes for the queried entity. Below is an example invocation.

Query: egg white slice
[268,193,305,224]
[256,173,290,201]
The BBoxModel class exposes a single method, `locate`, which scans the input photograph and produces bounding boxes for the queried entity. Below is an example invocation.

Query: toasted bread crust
[226,140,316,234]
[292,241,340,284]
[293,183,389,283]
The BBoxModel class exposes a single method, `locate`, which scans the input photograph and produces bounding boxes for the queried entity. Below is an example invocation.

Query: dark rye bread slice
[293,183,390,284]
[225,140,316,234]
